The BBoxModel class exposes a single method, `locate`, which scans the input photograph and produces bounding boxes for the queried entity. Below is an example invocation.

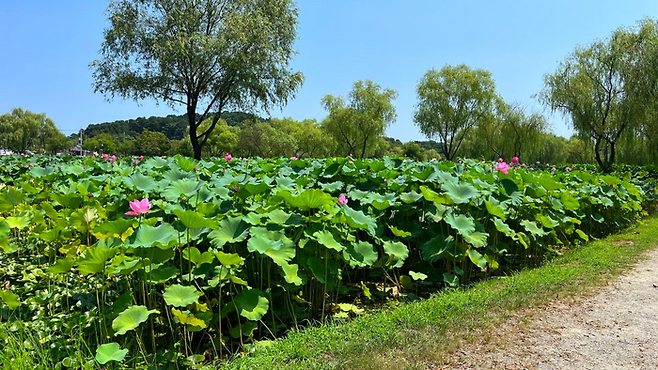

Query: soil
[445,247,658,370]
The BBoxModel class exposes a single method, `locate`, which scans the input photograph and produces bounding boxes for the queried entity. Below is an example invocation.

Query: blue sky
[1,1,657,142]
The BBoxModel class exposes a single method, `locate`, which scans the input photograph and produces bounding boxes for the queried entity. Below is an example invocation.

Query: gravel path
[449,247,658,370]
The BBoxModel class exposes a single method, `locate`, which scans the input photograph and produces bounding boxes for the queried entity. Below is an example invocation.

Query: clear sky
[1,1,657,142]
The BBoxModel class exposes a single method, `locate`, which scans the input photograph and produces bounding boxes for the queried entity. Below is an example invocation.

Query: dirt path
[448,247,658,370]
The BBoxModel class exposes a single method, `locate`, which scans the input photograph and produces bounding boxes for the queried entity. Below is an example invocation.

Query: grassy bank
[223,213,658,370]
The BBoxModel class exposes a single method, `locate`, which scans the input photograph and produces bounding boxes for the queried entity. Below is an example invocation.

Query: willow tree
[413,64,497,161]
[0,108,69,153]
[90,0,304,159]
[321,80,397,159]
[540,19,658,172]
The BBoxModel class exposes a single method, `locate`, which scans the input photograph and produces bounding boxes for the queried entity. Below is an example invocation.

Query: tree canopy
[0,108,69,153]
[91,0,304,159]
[540,18,658,172]
[413,64,498,161]
[321,80,397,159]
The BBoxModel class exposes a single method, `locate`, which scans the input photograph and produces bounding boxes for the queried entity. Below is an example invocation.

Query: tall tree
[91,0,304,160]
[413,64,497,161]
[0,108,69,153]
[321,80,397,158]
[539,19,658,172]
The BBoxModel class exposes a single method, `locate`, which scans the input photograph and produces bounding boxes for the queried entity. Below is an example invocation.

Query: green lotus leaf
[419,186,451,205]
[277,188,334,211]
[163,284,202,307]
[485,200,506,220]
[520,220,548,236]
[145,264,179,283]
[560,192,580,211]
[95,342,128,364]
[123,173,158,193]
[1,188,26,207]
[389,225,412,238]
[208,217,250,248]
[266,209,304,227]
[306,257,326,283]
[181,247,215,267]
[420,234,454,262]
[125,223,179,249]
[493,218,515,237]
[314,230,344,252]
[319,181,344,192]
[468,249,487,269]
[342,206,377,235]
[29,166,56,179]
[161,179,200,201]
[214,251,243,266]
[445,213,475,236]
[244,182,271,195]
[383,241,409,268]
[50,192,83,208]
[399,191,423,203]
[108,255,141,276]
[172,209,217,230]
[442,181,479,204]
[234,288,269,321]
[0,291,21,309]
[46,257,76,274]
[92,219,135,240]
[344,241,378,267]
[175,156,197,172]
[280,262,303,286]
[112,305,159,335]
[172,308,206,328]
[537,214,559,229]
[575,229,589,241]
[463,230,489,248]
[78,246,119,275]
[247,228,295,266]
[5,216,30,230]
[409,271,428,281]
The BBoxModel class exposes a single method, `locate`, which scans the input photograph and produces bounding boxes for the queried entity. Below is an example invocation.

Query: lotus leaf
[163,284,202,307]
[95,342,128,364]
[112,305,159,335]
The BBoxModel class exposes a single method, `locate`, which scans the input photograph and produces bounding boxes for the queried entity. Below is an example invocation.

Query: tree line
[3,0,657,170]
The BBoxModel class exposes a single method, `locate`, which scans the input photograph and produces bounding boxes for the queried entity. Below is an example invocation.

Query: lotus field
[0,154,653,368]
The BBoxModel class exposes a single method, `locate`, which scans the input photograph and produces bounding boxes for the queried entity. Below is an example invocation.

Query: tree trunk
[187,105,202,160]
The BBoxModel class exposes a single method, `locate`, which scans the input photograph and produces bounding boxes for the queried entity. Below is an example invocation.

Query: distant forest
[78,112,261,140]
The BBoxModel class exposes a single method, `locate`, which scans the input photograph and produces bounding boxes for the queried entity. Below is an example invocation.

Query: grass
[222,214,658,370]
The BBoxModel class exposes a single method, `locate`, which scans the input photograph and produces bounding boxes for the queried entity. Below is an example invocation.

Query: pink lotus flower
[93,151,99,157]
[338,194,348,206]
[290,156,298,160]
[551,167,556,171]
[498,158,504,163]
[224,153,232,162]
[111,155,117,161]
[565,166,572,171]
[511,156,519,164]
[125,198,151,216]
[102,154,109,160]
[139,155,144,161]
[494,161,510,174]
[29,162,33,167]
[133,160,138,166]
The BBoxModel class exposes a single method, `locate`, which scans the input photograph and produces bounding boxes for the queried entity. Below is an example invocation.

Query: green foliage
[0,108,69,153]
[321,80,398,158]
[540,18,658,172]
[0,153,653,368]
[91,0,304,159]
[414,64,498,160]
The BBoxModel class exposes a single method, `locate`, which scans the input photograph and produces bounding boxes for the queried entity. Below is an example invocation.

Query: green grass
[222,214,658,370]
